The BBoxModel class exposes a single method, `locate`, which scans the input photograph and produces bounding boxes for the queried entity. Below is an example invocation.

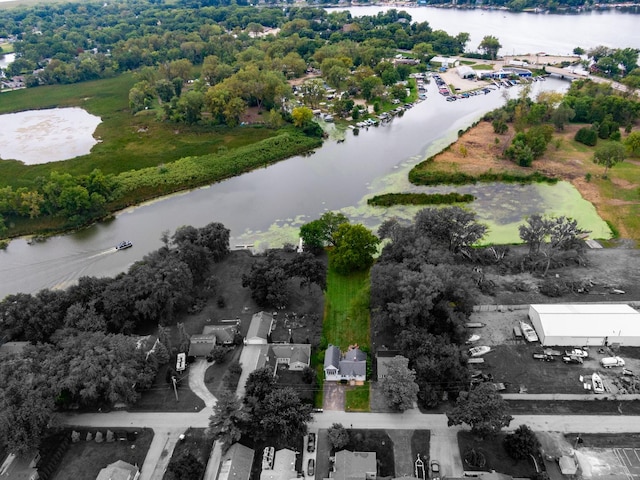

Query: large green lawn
[323,267,370,349]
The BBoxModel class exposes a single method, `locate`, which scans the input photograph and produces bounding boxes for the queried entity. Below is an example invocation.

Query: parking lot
[615,448,640,480]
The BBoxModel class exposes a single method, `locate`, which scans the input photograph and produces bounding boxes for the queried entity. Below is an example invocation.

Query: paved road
[188,359,218,408]
[62,409,640,479]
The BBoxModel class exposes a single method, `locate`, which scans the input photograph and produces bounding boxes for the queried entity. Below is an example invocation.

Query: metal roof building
[528,304,640,346]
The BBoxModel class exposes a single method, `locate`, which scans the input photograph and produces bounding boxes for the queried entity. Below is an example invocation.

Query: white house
[245,312,274,345]
[324,345,367,383]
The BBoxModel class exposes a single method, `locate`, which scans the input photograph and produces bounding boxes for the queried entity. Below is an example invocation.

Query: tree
[593,141,625,177]
[166,453,205,480]
[208,391,248,453]
[503,424,541,460]
[446,383,513,438]
[300,211,350,252]
[254,387,312,441]
[550,103,575,130]
[292,106,313,127]
[478,36,501,60]
[243,366,277,409]
[327,423,350,450]
[330,223,380,274]
[379,356,419,411]
[287,252,327,291]
[624,131,640,156]
[414,207,487,254]
[300,79,326,109]
[242,252,290,308]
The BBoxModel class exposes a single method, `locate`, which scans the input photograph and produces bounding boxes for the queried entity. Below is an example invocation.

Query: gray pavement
[188,358,218,408]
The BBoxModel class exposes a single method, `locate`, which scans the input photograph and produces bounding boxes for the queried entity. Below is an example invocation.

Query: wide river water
[0,7,636,299]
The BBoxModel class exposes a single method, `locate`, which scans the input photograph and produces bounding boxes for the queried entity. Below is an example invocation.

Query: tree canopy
[330,223,380,274]
[447,383,513,438]
[379,355,419,411]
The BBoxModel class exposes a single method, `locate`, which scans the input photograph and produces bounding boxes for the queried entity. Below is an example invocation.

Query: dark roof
[247,312,273,341]
[202,324,236,344]
[324,345,341,369]
[270,344,311,365]
[218,444,255,480]
[188,334,216,357]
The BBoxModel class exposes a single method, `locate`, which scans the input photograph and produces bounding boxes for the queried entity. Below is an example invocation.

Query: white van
[600,356,625,368]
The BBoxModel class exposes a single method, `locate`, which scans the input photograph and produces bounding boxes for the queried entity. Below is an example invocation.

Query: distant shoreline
[327,2,640,13]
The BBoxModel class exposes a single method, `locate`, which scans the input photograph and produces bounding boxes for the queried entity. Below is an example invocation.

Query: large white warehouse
[528,304,640,347]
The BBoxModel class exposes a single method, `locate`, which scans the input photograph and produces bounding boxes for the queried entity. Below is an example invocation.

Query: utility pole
[172,376,179,402]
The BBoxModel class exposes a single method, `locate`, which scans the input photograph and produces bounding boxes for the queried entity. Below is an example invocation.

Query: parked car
[307,459,315,477]
[601,356,625,368]
[562,355,584,364]
[430,459,440,480]
[307,433,316,453]
[532,352,555,362]
[565,348,589,358]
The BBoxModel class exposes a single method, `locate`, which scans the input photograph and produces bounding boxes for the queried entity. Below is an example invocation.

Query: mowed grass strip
[323,267,370,349]
[345,384,370,412]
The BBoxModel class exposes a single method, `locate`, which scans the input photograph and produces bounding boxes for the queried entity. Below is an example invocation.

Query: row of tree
[0,222,230,343]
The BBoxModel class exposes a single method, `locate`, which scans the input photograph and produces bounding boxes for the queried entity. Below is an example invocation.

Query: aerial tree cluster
[370,207,486,406]
[208,367,313,451]
[446,382,513,438]
[242,251,326,308]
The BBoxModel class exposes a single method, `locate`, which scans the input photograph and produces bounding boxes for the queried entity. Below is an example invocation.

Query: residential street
[62,409,640,480]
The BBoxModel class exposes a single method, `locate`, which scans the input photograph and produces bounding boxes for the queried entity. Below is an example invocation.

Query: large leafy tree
[330,223,380,274]
[208,391,248,453]
[242,252,290,308]
[478,35,502,60]
[379,355,419,412]
[327,423,350,450]
[503,424,541,460]
[300,211,350,252]
[414,207,487,254]
[447,383,513,438]
[593,141,626,177]
[255,387,312,442]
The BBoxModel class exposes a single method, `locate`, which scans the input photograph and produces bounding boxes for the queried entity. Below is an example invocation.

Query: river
[1,7,635,299]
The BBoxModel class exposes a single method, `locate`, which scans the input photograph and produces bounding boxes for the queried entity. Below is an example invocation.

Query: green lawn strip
[50,428,153,480]
[457,431,538,476]
[345,384,370,412]
[411,430,431,463]
[130,363,205,412]
[323,267,370,349]
[368,192,475,207]
[163,428,213,480]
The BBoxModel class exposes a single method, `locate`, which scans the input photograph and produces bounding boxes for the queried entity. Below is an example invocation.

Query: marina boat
[592,373,605,393]
[565,348,589,358]
[115,240,133,250]
[466,334,481,344]
[468,346,491,357]
[519,322,539,342]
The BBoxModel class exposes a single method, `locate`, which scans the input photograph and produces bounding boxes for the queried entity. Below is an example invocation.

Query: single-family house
[95,460,140,480]
[188,334,216,357]
[260,448,296,480]
[246,312,274,345]
[202,323,238,346]
[324,345,367,383]
[269,344,311,371]
[375,351,404,381]
[326,451,376,480]
[214,443,255,480]
[0,452,40,480]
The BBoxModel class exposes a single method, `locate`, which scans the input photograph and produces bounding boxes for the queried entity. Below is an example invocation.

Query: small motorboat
[466,334,481,344]
[592,372,605,393]
[115,240,133,250]
[468,346,491,357]
[565,348,589,358]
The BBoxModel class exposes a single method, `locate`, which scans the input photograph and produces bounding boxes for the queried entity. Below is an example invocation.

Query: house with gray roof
[324,345,367,383]
[188,334,216,357]
[246,312,274,345]
[269,344,311,371]
[96,460,140,480]
[202,323,238,346]
[325,450,376,480]
[213,443,255,480]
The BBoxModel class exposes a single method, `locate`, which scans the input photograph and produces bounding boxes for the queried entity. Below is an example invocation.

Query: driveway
[188,359,217,408]
[323,383,346,411]
[386,429,414,477]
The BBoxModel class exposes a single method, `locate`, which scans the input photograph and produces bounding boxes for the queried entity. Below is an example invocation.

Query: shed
[457,65,477,79]
[246,312,274,345]
[528,304,640,346]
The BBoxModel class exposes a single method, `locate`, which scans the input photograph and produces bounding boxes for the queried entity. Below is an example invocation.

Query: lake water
[0,77,612,298]
[0,107,102,164]
[329,6,640,55]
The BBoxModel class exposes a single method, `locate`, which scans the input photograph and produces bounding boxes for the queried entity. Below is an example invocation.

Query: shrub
[575,127,598,146]
[367,192,475,206]
[504,424,541,460]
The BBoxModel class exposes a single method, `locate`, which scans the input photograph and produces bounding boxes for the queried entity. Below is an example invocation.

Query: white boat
[519,322,539,342]
[592,373,605,394]
[115,240,133,250]
[468,346,491,357]
[565,348,589,358]
[466,334,481,344]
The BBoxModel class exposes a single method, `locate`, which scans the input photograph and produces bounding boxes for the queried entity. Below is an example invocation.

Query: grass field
[323,268,370,350]
[345,384,370,412]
